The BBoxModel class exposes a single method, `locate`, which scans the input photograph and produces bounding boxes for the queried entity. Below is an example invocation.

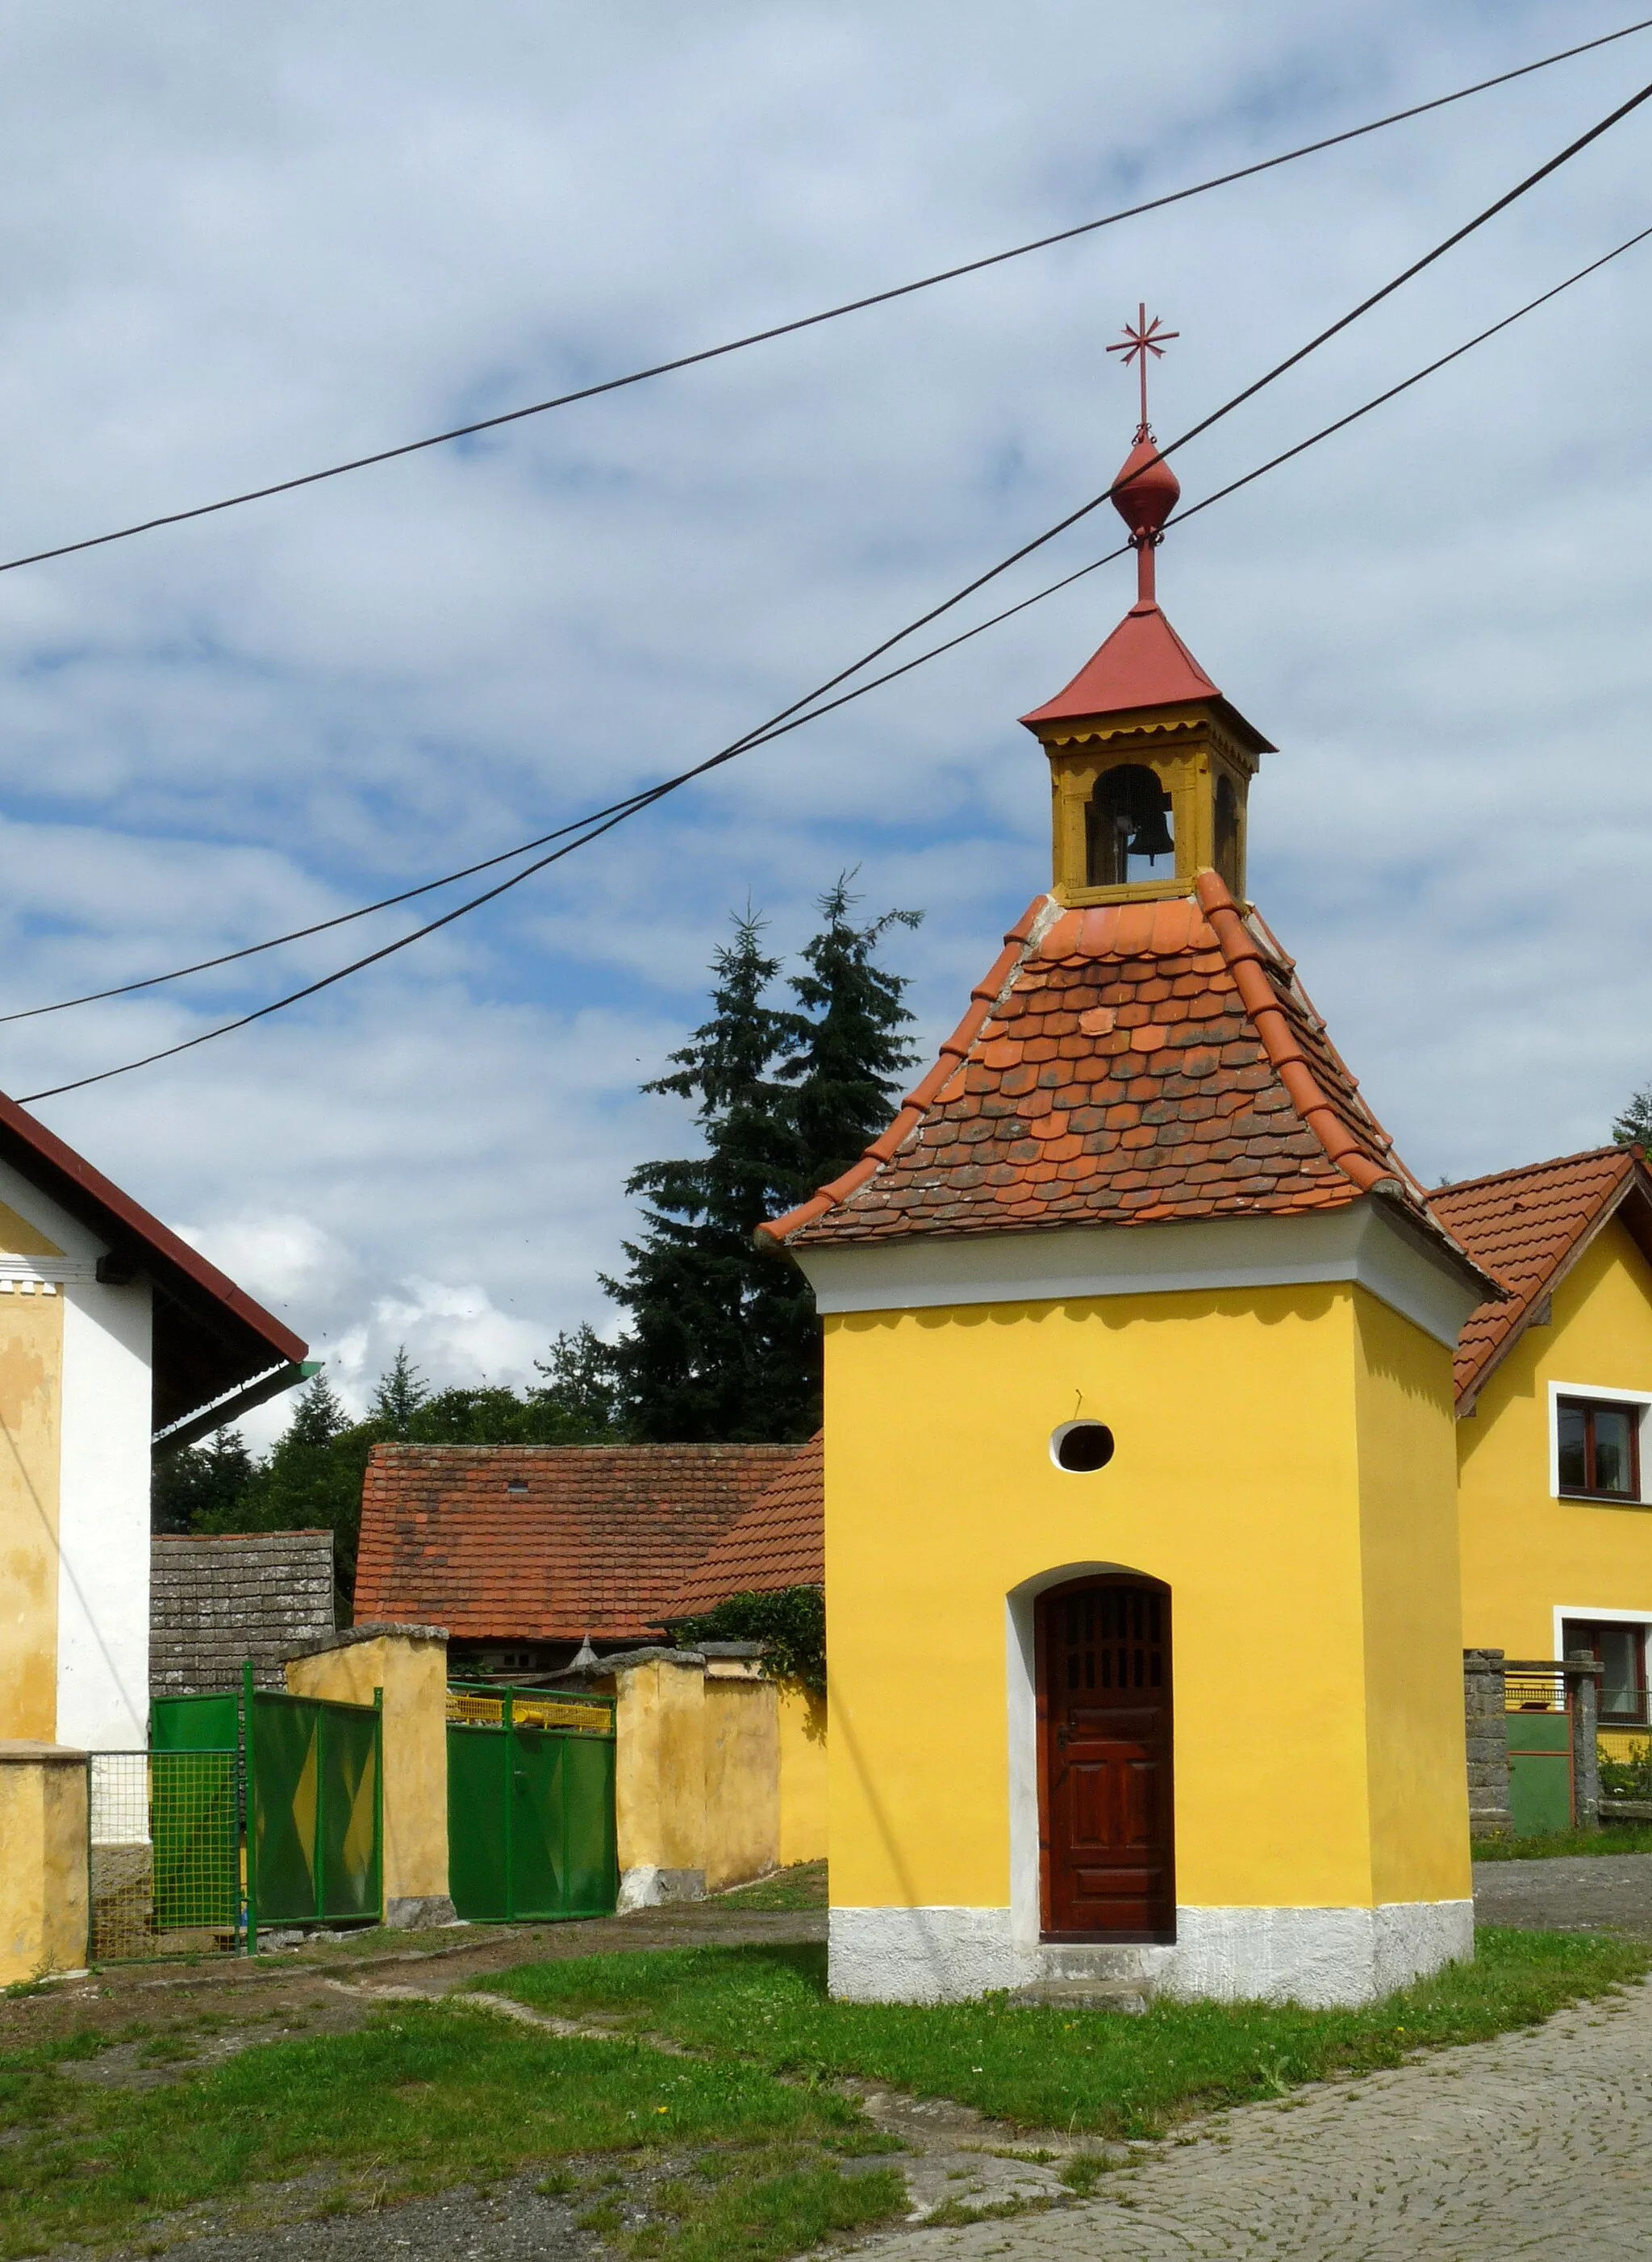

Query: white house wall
[57,1279,152,1751]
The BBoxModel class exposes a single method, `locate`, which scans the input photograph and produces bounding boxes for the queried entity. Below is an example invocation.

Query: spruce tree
[786,875,920,1192]
[1614,1085,1652,1147]
[370,1346,429,1438]
[606,885,920,1442]
[604,910,811,1442]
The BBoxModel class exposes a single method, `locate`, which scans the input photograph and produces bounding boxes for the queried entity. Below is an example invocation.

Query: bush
[673,1588,825,1696]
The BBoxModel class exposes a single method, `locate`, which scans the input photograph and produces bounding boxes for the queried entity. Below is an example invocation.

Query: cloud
[0,1,1647,1434]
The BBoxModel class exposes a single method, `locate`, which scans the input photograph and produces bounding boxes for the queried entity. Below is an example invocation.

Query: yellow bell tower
[1020,383,1272,909]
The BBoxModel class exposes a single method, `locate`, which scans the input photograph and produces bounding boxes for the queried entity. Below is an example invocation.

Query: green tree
[672,1585,825,1696]
[603,909,813,1442]
[370,1345,429,1438]
[785,875,920,1194]
[532,1324,623,1436]
[150,1428,256,1535]
[1613,1086,1652,1147]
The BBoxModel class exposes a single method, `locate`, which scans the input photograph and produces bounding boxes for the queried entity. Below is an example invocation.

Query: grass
[486,1928,1652,2140]
[714,1863,828,1912]
[1474,1825,1652,1859]
[0,2004,900,2262]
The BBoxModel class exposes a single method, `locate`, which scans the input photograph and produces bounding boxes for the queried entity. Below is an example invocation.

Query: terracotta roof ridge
[1429,1144,1635,1198]
[757,893,1053,1246]
[1193,870,1401,1204]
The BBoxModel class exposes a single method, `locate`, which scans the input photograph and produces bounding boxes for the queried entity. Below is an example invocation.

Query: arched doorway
[1037,1575,1174,1941]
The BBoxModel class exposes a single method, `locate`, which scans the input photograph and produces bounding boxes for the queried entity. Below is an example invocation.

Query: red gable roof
[0,1087,306,1432]
[353,1442,803,1642]
[1431,1146,1652,1409]
[762,871,1481,1262]
[1018,602,1274,749]
[666,1432,824,1619]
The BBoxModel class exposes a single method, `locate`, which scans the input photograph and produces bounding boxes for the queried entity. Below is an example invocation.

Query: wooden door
[1037,1577,1174,1941]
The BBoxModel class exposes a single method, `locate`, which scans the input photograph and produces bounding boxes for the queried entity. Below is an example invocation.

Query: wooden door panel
[1039,1578,1173,1941]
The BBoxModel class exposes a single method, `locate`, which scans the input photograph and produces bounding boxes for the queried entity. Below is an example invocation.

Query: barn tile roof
[665,1432,824,1619]
[151,1530,336,1695]
[1430,1145,1652,1409]
[353,1442,802,1642]
[761,870,1477,1262]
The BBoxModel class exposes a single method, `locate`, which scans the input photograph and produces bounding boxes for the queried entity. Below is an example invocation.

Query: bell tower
[1020,307,1273,907]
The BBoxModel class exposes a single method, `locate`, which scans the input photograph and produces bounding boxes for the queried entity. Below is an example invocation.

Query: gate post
[242,1659,258,1955]
[1567,1655,1602,1831]
[1462,1650,1511,1840]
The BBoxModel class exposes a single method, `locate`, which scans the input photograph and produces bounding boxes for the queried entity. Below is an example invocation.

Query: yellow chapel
[760,399,1500,2006]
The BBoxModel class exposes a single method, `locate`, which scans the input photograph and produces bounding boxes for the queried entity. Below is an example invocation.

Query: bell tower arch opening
[1085,763,1175,888]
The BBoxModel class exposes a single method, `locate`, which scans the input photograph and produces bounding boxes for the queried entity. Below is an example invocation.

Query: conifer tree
[604,910,811,1442]
[786,875,920,1193]
[1614,1084,1652,1147]
[370,1346,428,1438]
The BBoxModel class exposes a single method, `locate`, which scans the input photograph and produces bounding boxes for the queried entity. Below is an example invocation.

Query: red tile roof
[353,1442,803,1642]
[0,1088,306,1431]
[761,871,1477,1258]
[1017,601,1274,749]
[1431,1146,1652,1409]
[665,1432,824,1619]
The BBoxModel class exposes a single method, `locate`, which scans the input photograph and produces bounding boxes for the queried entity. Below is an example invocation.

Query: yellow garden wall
[824,1278,1467,1918]
[0,1289,64,1743]
[1458,1220,1652,1659]
[704,1660,779,1892]
[777,1683,828,1867]
[0,1742,87,1983]
[603,1650,788,1902]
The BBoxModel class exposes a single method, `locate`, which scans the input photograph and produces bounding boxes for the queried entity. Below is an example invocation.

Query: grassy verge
[715,1863,828,1912]
[486,1927,1651,2139]
[1474,1825,1652,1859]
[0,2005,900,2262]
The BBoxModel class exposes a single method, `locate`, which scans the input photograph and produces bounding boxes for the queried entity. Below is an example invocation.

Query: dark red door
[1038,1577,1174,1941]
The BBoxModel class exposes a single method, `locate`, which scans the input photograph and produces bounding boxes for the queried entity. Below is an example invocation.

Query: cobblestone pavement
[851,1979,1652,2262]
[1473,1851,1652,1937]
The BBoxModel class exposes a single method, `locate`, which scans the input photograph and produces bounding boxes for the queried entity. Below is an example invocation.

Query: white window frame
[1552,1605,1652,1727]
[1548,1381,1652,1506]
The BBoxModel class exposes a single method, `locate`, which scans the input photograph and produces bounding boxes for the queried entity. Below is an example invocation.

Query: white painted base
[828,1901,1474,2009]
[618,1865,707,1911]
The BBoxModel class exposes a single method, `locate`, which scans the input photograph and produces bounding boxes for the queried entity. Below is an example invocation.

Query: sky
[1,2,1649,1438]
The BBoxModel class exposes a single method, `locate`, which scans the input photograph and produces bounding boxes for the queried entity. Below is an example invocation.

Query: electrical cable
[15,90,1652,1104]
[1,15,1649,582]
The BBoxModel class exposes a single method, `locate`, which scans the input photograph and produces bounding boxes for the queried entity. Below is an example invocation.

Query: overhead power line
[15,84,1652,1105]
[1,16,1650,582]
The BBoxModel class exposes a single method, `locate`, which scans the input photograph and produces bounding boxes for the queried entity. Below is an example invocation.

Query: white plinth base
[828,1900,1474,2009]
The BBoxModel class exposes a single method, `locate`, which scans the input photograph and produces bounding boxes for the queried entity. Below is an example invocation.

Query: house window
[1556,1396,1643,1500]
[1562,1620,1649,1726]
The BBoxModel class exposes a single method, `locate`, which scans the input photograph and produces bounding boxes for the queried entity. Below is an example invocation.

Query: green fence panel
[319,1701,382,1921]
[563,1731,620,1917]
[152,1751,241,1931]
[447,1726,510,1919]
[1507,1711,1573,1836]
[251,1694,322,1923]
[151,1695,240,1752]
[510,1730,567,1920]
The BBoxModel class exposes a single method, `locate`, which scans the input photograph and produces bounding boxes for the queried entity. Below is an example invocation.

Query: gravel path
[1473,1850,1652,1938]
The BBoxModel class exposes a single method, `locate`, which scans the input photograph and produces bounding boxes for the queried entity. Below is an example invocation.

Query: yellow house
[1435,1146,1652,1754]
[758,421,1498,2007]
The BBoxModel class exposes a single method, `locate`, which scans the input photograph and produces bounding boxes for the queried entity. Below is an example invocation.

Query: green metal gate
[244,1667,383,1943]
[1507,1708,1574,1836]
[446,1684,617,1922]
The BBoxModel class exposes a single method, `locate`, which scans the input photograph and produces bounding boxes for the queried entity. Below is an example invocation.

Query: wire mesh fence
[87,1750,243,1962]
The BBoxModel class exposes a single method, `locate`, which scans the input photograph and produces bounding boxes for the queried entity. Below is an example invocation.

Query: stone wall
[1463,1647,1511,1840]
[151,1530,335,1695]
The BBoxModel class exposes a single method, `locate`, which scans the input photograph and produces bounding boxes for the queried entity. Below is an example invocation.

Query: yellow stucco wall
[285,1634,449,1907]
[1458,1220,1652,1659]
[0,1744,89,1983]
[824,1278,1466,1915]
[704,1663,780,1891]
[611,1656,707,1877]
[0,1290,64,1743]
[1352,1292,1471,1901]
[777,1683,828,1866]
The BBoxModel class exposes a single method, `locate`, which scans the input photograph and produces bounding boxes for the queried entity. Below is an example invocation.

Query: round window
[1050,1420,1115,1473]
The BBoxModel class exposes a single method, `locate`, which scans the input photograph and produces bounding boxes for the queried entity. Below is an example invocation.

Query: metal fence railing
[87,1749,243,1962]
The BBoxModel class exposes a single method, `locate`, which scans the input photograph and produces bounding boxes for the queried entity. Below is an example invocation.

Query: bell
[1127,803,1174,864]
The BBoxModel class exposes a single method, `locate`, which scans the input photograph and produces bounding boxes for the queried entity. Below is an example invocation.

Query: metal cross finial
[1108,303,1179,440]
